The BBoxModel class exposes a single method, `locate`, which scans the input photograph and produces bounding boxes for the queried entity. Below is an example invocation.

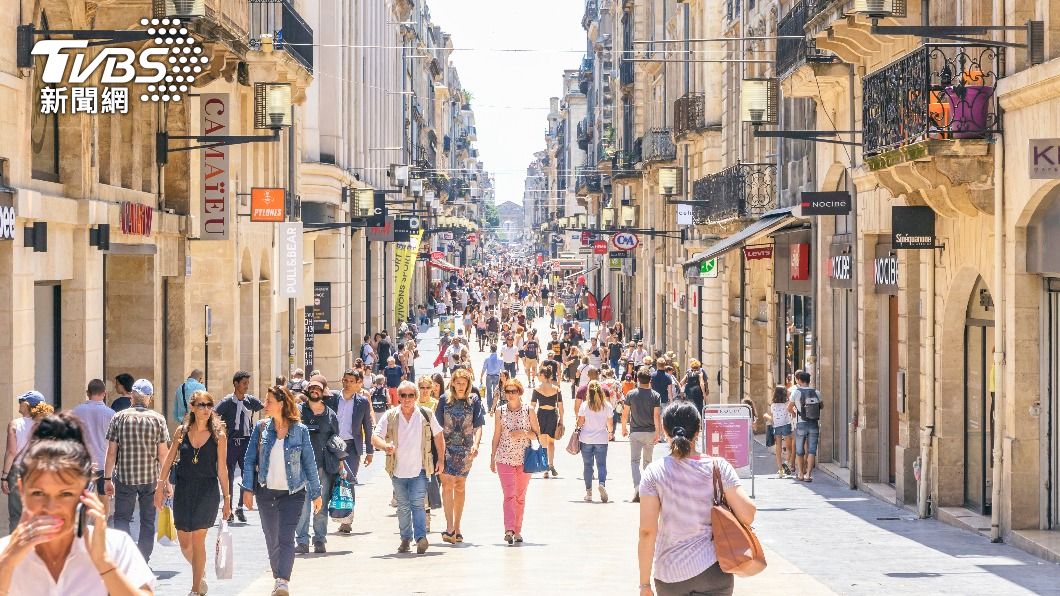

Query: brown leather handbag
[711,462,766,577]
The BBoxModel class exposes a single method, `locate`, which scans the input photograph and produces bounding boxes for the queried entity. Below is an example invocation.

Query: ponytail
[661,401,701,459]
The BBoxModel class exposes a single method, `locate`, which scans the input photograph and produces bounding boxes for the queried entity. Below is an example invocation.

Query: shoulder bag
[711,461,766,577]
[565,426,582,455]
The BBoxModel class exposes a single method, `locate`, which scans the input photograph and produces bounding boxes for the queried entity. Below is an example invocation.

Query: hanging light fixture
[658,166,680,197]
[353,189,374,218]
[740,79,779,125]
[601,207,616,229]
[621,205,636,227]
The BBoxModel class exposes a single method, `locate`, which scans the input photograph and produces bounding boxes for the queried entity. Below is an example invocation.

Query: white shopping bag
[215,521,233,580]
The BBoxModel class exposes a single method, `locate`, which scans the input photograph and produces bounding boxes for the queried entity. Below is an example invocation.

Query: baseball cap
[132,379,154,397]
[18,391,44,408]
[310,374,328,387]
[306,380,325,392]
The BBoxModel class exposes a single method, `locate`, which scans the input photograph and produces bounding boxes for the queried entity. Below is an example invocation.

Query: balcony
[861,43,1001,216]
[582,0,599,30]
[863,43,1001,156]
[575,166,602,196]
[577,119,592,151]
[640,128,676,164]
[620,56,634,88]
[612,144,642,181]
[776,1,833,79]
[674,93,707,139]
[691,163,776,225]
[249,0,314,73]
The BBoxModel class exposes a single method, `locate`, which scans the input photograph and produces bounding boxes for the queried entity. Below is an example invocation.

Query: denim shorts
[773,423,793,437]
[795,420,820,456]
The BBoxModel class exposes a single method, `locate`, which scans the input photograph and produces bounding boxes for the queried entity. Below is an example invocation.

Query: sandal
[504,530,514,545]
[454,533,464,543]
[441,531,454,543]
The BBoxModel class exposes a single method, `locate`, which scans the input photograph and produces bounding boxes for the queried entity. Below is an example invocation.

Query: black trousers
[228,436,251,509]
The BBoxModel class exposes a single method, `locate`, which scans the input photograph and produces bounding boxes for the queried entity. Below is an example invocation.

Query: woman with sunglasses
[436,368,486,544]
[489,378,540,545]
[242,386,321,596]
[157,390,230,596]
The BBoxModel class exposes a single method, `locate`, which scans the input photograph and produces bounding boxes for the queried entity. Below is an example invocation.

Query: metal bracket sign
[703,403,755,497]
[699,257,718,278]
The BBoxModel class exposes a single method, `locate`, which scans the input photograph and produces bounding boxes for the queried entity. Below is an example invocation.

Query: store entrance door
[1046,280,1060,528]
[964,277,995,515]
[887,295,899,484]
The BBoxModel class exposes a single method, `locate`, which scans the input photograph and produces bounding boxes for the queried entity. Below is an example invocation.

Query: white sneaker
[272,579,290,596]
[599,485,609,503]
[584,490,592,502]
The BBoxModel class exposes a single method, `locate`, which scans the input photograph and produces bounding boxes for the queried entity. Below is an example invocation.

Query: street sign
[593,240,608,254]
[699,257,718,278]
[204,305,212,337]
[609,257,622,271]
[578,246,592,254]
[611,232,640,251]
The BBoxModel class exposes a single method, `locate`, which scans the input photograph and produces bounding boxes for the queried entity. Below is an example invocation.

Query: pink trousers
[497,463,531,533]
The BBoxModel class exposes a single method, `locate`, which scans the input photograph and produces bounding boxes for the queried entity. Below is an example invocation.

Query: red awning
[428,258,462,273]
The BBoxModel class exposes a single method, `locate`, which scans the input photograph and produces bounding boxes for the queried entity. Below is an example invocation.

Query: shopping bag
[426,475,442,509]
[215,521,234,580]
[565,428,582,455]
[523,437,550,474]
[156,502,177,546]
[329,477,355,519]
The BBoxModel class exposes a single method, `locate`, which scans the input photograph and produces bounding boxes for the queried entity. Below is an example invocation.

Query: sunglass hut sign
[31,18,206,115]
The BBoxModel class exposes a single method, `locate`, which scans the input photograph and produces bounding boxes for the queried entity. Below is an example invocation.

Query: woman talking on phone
[156,390,230,596]
[0,412,155,595]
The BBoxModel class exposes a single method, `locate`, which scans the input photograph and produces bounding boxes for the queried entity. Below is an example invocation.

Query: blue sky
[427,0,585,205]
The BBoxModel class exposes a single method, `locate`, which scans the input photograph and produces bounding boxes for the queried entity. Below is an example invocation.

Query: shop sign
[609,257,622,271]
[278,222,302,299]
[892,206,936,249]
[466,232,478,244]
[699,257,718,278]
[366,217,395,242]
[366,192,386,227]
[600,293,613,322]
[1030,139,1060,178]
[704,406,752,469]
[250,188,285,222]
[790,243,811,281]
[304,309,315,371]
[593,240,608,254]
[611,232,639,251]
[609,250,630,259]
[430,250,444,261]
[676,204,693,226]
[312,282,332,334]
[874,244,898,295]
[828,243,853,289]
[441,232,454,241]
[798,191,851,216]
[536,254,544,266]
[119,202,153,236]
[578,246,592,254]
[200,93,229,240]
[0,205,15,240]
[744,245,773,260]
[31,18,205,115]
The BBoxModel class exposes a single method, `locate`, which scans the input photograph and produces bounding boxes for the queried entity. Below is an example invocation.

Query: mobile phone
[75,502,86,538]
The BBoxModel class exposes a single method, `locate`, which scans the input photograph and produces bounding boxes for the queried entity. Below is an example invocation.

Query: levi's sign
[799,191,851,216]
[1031,139,1060,178]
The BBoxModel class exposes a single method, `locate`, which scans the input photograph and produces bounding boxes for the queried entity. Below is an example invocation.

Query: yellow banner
[393,229,424,323]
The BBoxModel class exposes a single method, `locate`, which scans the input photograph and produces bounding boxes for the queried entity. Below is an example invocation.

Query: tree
[483,201,500,229]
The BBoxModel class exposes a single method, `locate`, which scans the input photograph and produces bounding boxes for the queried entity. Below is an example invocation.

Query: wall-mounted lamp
[24,221,47,252]
[658,166,681,197]
[88,224,110,251]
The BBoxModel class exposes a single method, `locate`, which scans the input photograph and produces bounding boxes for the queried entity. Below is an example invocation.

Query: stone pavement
[149,312,1060,595]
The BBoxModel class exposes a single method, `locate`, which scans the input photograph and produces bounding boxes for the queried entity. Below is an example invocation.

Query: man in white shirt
[445,337,468,371]
[628,341,649,366]
[372,382,444,554]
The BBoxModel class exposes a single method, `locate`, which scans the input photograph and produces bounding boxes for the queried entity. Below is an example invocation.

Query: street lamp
[740,79,778,125]
[390,164,410,188]
[409,178,424,197]
[577,214,588,229]
[601,207,616,230]
[621,205,637,227]
[352,189,374,218]
[658,166,680,197]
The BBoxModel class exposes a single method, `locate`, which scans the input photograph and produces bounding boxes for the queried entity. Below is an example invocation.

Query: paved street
[146,314,1060,595]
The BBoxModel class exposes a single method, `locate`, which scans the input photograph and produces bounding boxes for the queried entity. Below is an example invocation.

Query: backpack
[796,387,823,421]
[370,387,389,412]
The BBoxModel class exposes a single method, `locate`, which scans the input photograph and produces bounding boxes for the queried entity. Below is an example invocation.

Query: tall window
[31,11,60,182]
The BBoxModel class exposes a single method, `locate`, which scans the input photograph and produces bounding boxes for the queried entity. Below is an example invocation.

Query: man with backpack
[787,370,823,482]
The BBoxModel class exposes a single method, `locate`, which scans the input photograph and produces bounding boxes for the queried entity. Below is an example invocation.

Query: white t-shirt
[770,402,792,427]
[265,439,289,490]
[499,344,520,364]
[578,401,615,445]
[0,528,155,595]
[373,408,443,479]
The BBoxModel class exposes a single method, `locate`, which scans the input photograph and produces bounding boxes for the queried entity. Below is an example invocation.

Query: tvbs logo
[32,18,207,113]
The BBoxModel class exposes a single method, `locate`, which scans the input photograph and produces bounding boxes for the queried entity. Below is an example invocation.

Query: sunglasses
[419,386,433,390]
[192,402,214,409]
[504,389,520,395]
[398,392,417,398]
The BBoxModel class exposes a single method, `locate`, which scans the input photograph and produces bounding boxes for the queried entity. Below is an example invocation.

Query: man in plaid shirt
[104,378,170,562]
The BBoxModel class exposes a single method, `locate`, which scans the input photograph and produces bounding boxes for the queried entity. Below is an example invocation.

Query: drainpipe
[988,0,1007,540]
[918,238,936,518]
[847,63,859,490]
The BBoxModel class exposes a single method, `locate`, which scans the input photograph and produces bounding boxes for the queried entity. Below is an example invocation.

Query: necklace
[192,445,201,464]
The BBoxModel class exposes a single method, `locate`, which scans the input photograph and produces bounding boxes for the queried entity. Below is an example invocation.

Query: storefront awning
[684,207,799,269]
[427,258,462,273]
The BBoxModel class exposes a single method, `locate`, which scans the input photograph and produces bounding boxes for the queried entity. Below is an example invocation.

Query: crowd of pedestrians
[0,249,827,596]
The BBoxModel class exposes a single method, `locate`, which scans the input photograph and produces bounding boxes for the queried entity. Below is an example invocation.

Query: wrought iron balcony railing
[582,0,599,29]
[575,166,602,195]
[620,56,634,87]
[862,43,1003,156]
[577,119,592,151]
[776,0,827,77]
[612,145,642,180]
[691,163,776,224]
[641,128,677,164]
[674,93,707,138]
[249,0,314,73]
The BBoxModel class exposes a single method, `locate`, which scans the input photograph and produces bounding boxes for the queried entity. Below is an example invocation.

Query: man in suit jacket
[328,368,376,534]
[214,370,264,522]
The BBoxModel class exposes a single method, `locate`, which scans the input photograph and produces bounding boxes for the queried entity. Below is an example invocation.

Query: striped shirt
[105,406,170,485]
[638,455,741,583]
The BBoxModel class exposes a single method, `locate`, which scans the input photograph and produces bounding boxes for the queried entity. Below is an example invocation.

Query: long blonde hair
[586,380,607,412]
[180,390,227,439]
[447,368,474,404]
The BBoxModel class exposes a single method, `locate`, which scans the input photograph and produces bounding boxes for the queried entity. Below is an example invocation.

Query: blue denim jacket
[241,419,322,500]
